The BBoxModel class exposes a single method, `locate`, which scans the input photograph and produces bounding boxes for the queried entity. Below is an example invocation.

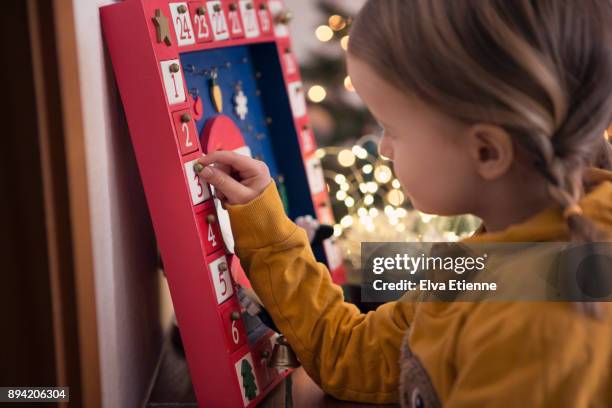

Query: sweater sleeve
[226,182,414,404]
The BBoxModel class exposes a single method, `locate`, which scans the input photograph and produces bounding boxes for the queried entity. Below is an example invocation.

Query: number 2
[182,123,192,148]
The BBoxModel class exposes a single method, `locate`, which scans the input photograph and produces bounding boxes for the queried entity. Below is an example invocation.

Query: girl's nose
[378,135,394,161]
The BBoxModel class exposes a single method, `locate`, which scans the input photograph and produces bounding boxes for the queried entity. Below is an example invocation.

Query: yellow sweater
[227,173,612,406]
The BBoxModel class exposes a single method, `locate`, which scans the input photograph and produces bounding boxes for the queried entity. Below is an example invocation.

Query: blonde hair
[349,0,612,243]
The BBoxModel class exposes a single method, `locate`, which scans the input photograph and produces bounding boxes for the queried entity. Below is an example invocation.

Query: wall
[69,1,169,406]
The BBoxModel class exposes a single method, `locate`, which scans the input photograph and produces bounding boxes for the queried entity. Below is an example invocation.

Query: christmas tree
[241,359,258,401]
[301,0,377,146]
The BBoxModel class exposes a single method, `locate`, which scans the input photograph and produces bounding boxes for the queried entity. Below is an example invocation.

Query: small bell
[268,335,299,369]
[269,335,299,408]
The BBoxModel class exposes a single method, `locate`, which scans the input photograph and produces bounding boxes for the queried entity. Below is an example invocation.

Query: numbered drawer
[267,0,290,38]
[254,0,273,36]
[299,124,316,154]
[232,348,262,406]
[304,155,325,195]
[184,158,211,205]
[206,0,230,40]
[189,1,214,43]
[172,110,200,155]
[280,45,298,78]
[287,81,306,118]
[160,59,187,105]
[224,1,246,39]
[169,2,197,46]
[196,202,225,255]
[207,253,234,305]
[219,298,247,353]
[238,0,260,38]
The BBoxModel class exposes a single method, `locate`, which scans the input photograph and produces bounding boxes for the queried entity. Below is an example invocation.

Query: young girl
[197,0,612,405]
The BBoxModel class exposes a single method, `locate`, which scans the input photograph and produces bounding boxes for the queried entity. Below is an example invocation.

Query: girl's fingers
[197,151,260,174]
[215,189,227,202]
[198,165,252,204]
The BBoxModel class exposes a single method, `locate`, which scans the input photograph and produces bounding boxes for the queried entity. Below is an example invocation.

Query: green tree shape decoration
[241,358,258,401]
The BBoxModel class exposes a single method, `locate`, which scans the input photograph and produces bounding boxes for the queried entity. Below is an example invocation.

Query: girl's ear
[466,124,514,180]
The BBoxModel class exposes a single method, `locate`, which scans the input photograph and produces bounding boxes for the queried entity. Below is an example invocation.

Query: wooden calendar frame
[101,0,344,406]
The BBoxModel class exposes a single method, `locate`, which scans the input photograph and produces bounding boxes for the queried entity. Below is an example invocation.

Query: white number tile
[209,256,234,304]
[305,156,325,194]
[160,59,187,105]
[207,0,230,40]
[169,2,196,46]
[240,0,260,38]
[288,82,306,118]
[234,352,260,406]
[184,159,211,205]
[267,0,289,37]
[324,240,343,271]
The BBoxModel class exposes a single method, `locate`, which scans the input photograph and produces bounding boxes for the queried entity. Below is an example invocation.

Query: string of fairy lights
[307,14,354,104]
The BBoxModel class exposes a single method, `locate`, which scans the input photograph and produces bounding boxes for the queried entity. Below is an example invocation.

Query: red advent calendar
[100,0,345,406]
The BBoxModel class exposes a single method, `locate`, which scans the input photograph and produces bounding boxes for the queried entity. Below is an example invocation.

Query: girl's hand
[195,151,272,205]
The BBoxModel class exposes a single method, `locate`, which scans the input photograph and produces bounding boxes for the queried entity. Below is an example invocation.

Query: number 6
[231,320,239,343]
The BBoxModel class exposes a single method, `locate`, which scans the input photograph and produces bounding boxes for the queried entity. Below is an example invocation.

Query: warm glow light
[336,190,347,201]
[367,182,378,193]
[340,183,350,192]
[362,164,373,174]
[357,207,367,217]
[308,85,327,103]
[315,148,326,159]
[359,183,368,194]
[374,165,392,183]
[344,76,355,92]
[359,215,372,226]
[340,35,350,50]
[328,15,346,31]
[392,179,401,189]
[340,215,354,228]
[396,223,406,232]
[345,197,355,207]
[420,212,435,223]
[315,25,334,42]
[364,194,374,205]
[606,129,610,140]
[334,174,346,184]
[387,189,405,206]
[338,149,356,167]
[354,146,368,159]
[333,224,343,237]
[369,208,379,217]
